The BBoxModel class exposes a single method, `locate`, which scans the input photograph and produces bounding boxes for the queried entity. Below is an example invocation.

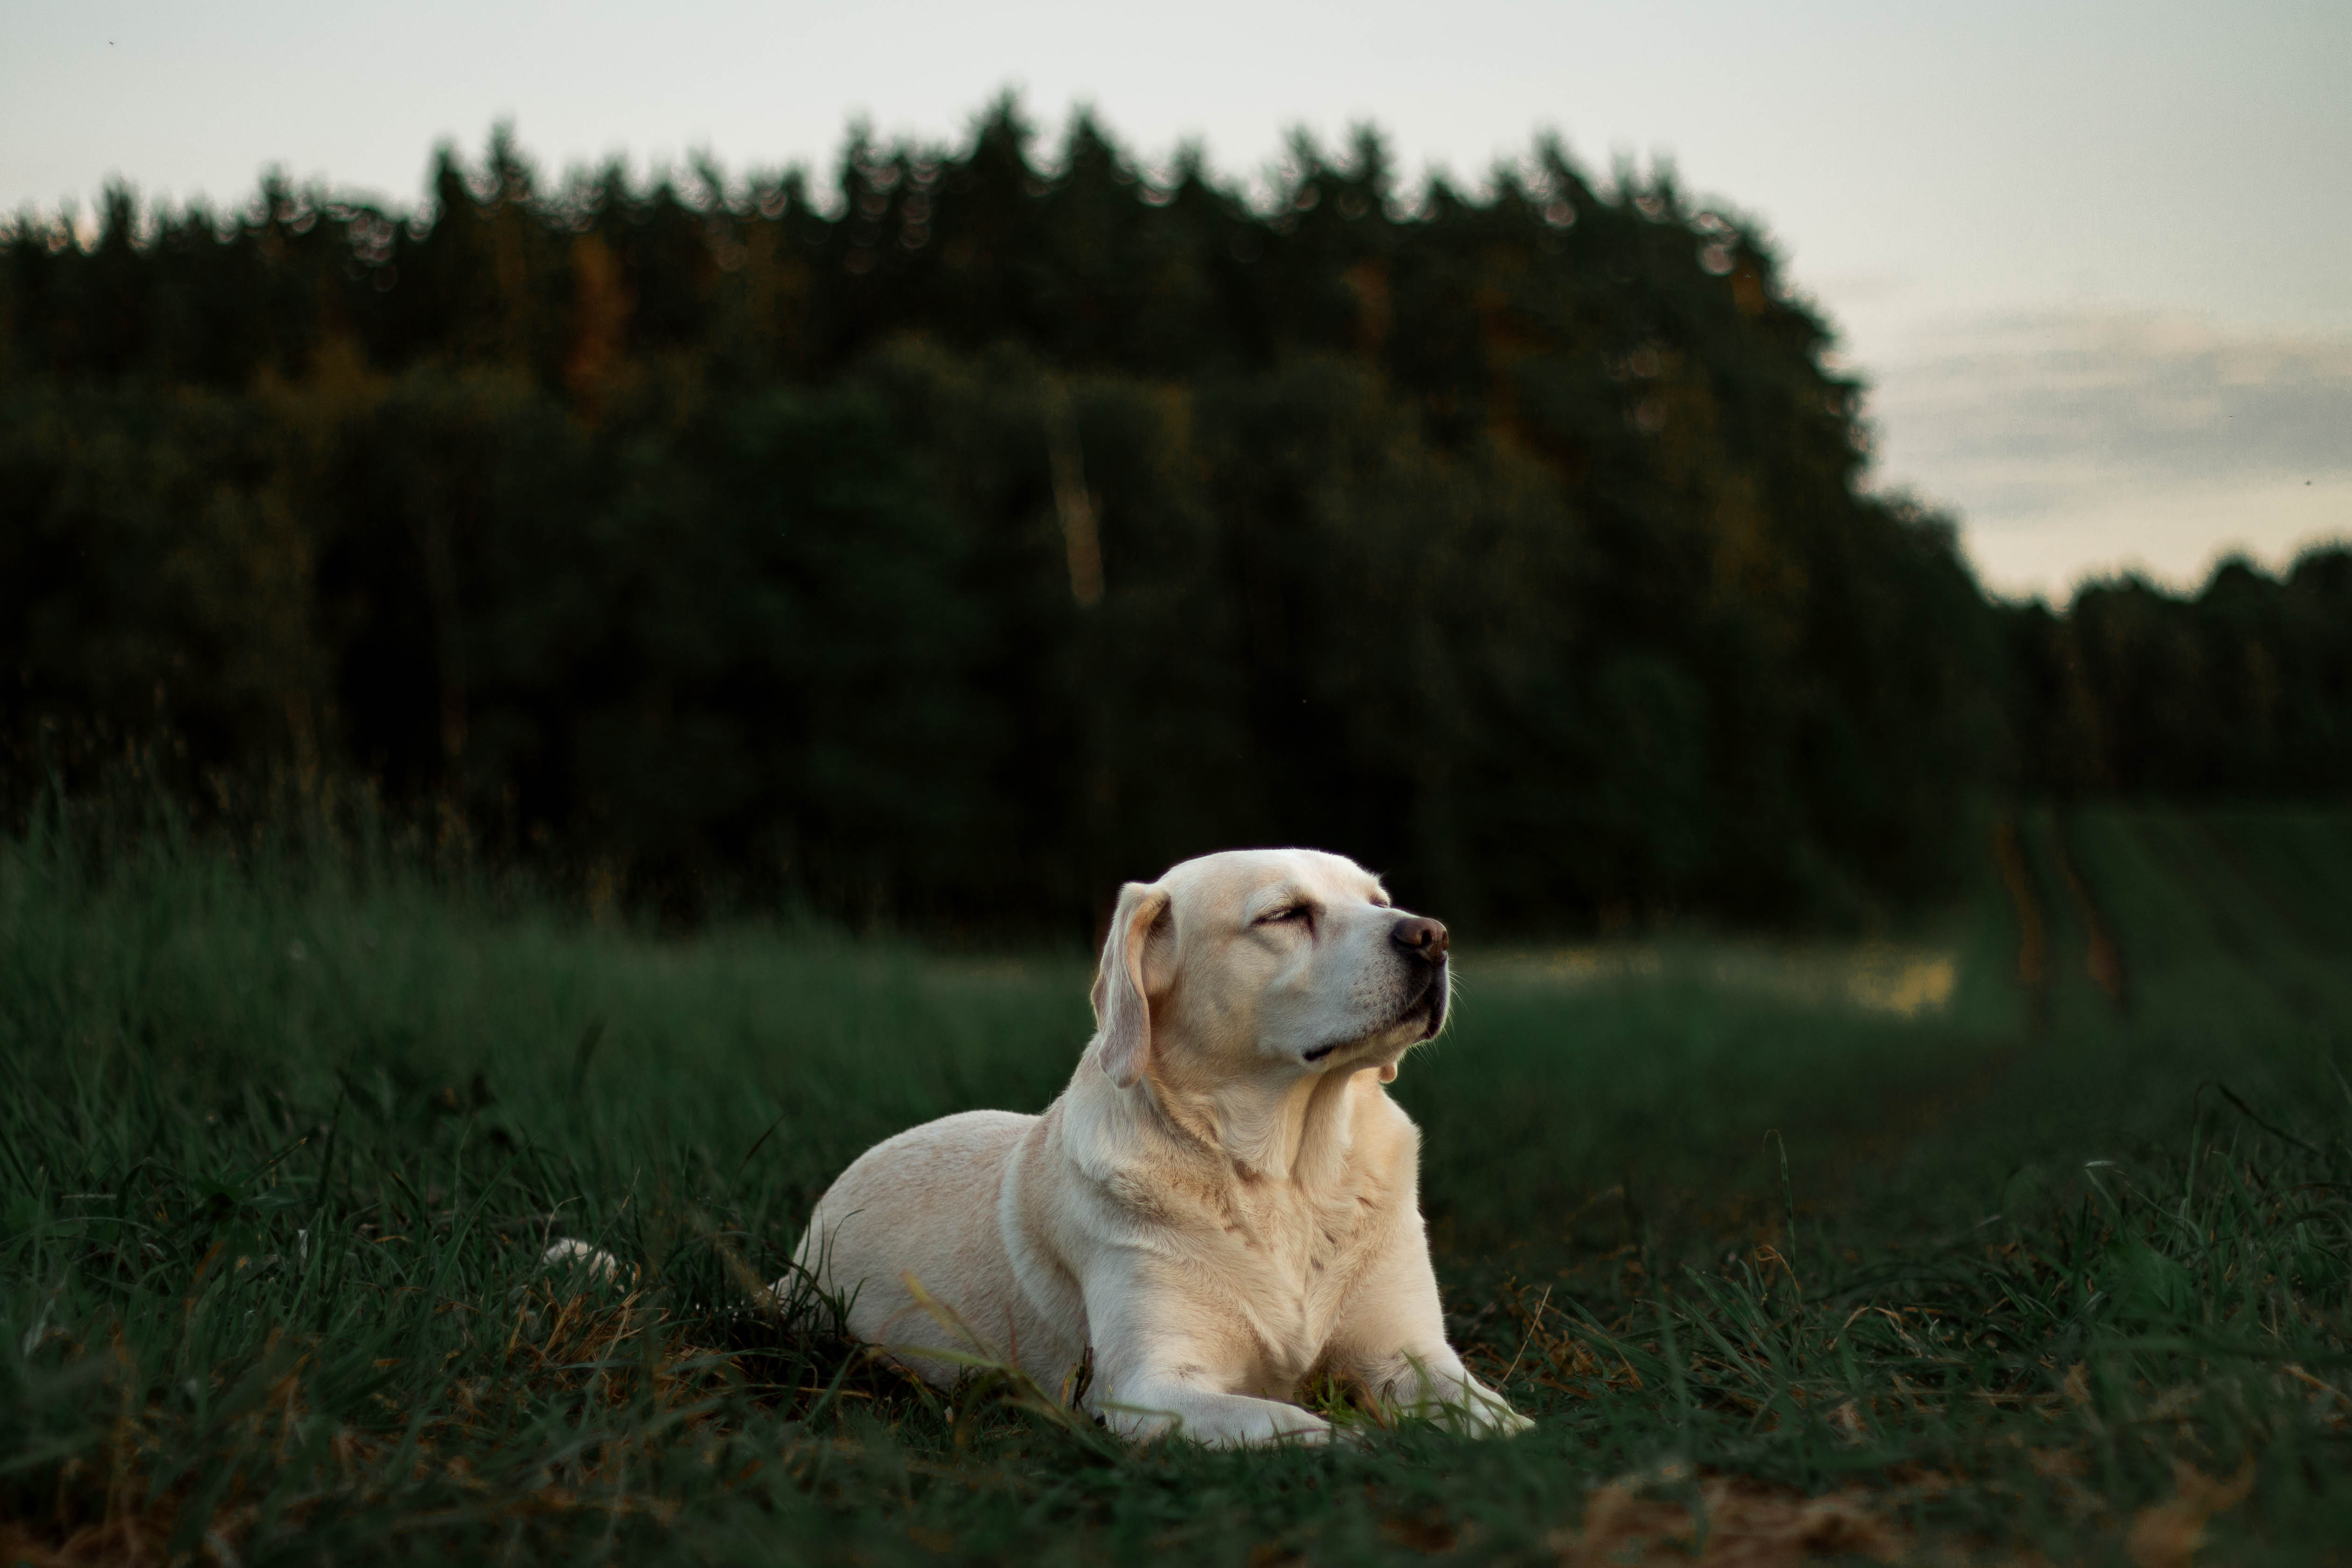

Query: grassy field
[5,804,2352,1565]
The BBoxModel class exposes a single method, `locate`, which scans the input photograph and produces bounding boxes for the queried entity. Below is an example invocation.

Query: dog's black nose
[1391,915,1448,962]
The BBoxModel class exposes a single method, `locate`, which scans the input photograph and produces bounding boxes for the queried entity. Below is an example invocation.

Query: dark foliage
[2004,552,2352,801]
[2,106,2343,933]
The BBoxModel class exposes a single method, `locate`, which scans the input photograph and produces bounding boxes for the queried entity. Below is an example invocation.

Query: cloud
[1860,309,2352,598]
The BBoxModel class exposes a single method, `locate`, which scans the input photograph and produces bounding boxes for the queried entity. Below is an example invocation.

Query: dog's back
[796,1109,1073,1384]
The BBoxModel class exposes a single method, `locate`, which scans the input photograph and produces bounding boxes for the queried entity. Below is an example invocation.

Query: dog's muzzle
[1393,915,1450,1038]
[1300,914,1453,1064]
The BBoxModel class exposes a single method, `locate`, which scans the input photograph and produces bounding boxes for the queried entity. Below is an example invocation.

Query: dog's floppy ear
[1092,881,1172,1089]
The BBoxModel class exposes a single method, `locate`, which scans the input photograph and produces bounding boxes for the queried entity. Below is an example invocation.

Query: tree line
[3,106,2345,933]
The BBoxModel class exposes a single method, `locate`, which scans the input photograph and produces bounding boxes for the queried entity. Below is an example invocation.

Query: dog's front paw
[1459,1395,1535,1438]
[1443,1378,1533,1437]
[1099,1389,1334,1447]
[1389,1373,1532,1438]
[1185,1401,1332,1447]
[1255,1405,1336,1446]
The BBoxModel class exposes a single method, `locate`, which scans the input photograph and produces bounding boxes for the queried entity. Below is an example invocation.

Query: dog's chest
[1219,1178,1386,1391]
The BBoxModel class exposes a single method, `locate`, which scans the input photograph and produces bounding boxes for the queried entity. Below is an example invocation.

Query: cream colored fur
[786,848,1529,1446]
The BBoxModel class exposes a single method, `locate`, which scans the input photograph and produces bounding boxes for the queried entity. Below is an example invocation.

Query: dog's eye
[1256,904,1310,926]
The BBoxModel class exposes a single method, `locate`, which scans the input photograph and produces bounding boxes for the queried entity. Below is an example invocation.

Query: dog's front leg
[1080,1268,1330,1447]
[1327,1218,1532,1437]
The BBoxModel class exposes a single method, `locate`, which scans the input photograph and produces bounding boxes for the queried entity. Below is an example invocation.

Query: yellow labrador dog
[788,848,1529,1446]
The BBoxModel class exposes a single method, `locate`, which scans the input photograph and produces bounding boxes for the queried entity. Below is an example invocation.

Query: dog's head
[1088,849,1450,1092]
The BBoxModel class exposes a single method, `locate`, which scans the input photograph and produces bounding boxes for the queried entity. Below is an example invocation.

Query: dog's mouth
[1300,963,1448,1065]
[1403,964,1448,1039]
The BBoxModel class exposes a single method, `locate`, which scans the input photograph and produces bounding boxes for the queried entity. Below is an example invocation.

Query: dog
[786,848,1529,1446]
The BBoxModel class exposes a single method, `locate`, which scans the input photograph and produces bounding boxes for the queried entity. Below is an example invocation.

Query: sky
[5,0,2346,601]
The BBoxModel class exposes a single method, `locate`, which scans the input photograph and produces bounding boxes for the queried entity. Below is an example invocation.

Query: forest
[5,104,2345,933]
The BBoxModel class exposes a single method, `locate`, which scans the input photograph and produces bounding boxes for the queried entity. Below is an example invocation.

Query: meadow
[5,804,2352,1564]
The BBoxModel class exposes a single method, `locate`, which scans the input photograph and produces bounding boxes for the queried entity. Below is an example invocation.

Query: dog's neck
[1148,1056,1365,1185]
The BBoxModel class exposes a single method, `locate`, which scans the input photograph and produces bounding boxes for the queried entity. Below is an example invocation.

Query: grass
[4,802,2352,1564]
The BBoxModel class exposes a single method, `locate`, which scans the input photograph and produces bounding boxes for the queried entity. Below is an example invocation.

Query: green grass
[5,803,2352,1564]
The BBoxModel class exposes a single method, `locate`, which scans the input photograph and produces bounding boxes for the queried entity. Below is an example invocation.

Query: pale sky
[6,0,2346,600]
